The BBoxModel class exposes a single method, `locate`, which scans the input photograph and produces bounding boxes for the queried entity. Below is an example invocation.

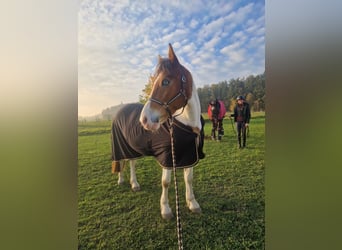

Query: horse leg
[117,160,126,185]
[218,119,223,140]
[160,168,173,219]
[211,120,217,140]
[129,160,140,192]
[184,167,201,213]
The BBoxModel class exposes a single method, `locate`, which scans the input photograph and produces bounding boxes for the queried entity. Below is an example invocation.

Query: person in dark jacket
[231,96,251,148]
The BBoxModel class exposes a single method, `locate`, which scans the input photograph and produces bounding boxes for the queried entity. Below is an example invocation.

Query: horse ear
[158,55,162,63]
[168,43,179,65]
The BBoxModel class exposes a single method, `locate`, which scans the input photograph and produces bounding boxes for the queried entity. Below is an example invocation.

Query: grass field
[78,112,265,249]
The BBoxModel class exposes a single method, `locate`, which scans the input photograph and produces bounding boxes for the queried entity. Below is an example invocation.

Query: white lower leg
[184,167,201,213]
[160,169,173,219]
[129,160,140,191]
[117,161,125,185]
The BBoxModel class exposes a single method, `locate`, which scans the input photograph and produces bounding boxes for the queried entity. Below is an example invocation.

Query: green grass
[78,113,265,249]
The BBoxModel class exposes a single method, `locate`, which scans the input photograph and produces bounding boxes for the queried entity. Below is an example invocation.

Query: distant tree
[197,84,211,112]
[245,92,255,110]
[228,98,236,112]
[139,75,154,104]
[101,103,125,120]
[196,72,265,112]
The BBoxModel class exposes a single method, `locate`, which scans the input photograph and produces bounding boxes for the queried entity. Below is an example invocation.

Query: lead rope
[169,116,184,250]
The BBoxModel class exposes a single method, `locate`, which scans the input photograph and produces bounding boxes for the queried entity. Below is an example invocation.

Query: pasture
[78,112,265,249]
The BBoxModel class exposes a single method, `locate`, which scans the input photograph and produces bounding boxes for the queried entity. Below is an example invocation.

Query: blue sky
[79,0,264,116]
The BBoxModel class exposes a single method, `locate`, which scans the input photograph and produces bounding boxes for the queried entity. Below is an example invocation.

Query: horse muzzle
[139,101,167,131]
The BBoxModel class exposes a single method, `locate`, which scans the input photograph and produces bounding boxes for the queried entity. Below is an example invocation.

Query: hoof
[161,213,174,220]
[190,207,202,214]
[131,186,141,192]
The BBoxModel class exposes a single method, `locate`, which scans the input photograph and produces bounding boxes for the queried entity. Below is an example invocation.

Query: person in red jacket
[231,96,251,148]
[208,99,226,141]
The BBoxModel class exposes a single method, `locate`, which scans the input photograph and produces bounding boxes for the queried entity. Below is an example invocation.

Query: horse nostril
[151,116,159,123]
[142,116,147,124]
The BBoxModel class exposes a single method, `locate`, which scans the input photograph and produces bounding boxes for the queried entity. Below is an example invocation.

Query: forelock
[154,58,173,76]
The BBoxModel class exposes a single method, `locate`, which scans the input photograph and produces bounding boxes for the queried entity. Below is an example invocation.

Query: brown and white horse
[113,44,202,219]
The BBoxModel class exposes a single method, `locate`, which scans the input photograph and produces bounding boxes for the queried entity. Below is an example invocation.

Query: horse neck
[175,83,202,131]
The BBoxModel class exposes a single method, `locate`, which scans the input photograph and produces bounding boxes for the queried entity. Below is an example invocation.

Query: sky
[78,0,265,117]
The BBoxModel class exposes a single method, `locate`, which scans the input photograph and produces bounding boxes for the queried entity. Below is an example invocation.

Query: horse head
[140,44,193,131]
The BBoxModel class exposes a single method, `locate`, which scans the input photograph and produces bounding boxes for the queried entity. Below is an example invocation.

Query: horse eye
[162,79,170,86]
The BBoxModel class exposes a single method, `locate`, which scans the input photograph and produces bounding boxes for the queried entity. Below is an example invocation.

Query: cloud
[220,41,242,54]
[199,16,225,41]
[78,0,265,116]
[190,19,199,29]
[225,2,254,25]
[203,36,221,50]
[160,28,188,45]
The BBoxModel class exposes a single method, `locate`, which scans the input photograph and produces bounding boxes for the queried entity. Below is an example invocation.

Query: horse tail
[198,116,206,159]
[111,120,122,173]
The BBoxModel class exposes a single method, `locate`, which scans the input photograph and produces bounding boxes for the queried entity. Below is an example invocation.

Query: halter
[149,72,188,118]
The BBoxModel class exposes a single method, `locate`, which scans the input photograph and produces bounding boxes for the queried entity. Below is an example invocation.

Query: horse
[208,99,226,141]
[111,44,205,220]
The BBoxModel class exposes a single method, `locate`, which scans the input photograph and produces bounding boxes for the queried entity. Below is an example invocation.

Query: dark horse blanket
[111,103,205,172]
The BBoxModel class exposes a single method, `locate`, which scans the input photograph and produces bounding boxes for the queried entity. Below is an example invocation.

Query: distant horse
[111,44,205,219]
[208,99,226,140]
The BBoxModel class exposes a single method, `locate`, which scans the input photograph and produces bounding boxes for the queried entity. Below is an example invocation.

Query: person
[208,99,226,141]
[231,95,251,148]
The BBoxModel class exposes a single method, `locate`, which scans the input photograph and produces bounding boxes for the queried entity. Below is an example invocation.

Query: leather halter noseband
[149,73,188,118]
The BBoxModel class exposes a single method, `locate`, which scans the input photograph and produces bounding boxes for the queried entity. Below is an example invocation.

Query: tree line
[95,72,265,122]
[197,72,265,112]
